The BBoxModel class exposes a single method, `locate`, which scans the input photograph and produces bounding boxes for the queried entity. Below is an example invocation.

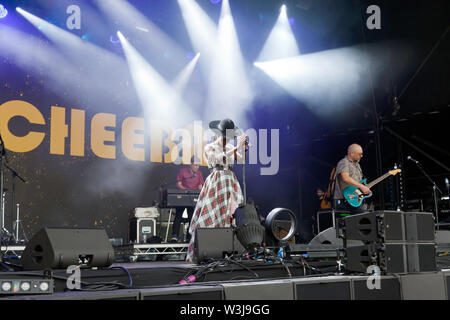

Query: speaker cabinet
[379,243,437,273]
[352,277,401,300]
[194,228,245,263]
[293,276,351,300]
[221,280,294,300]
[400,272,446,300]
[140,285,223,300]
[345,244,377,273]
[21,228,115,270]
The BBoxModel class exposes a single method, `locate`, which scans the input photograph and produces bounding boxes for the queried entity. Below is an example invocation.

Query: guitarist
[333,144,371,214]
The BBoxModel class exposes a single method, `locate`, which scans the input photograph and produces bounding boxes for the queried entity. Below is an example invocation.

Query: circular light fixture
[39,281,49,291]
[0,5,8,19]
[1,281,12,291]
[20,281,31,291]
[265,208,297,243]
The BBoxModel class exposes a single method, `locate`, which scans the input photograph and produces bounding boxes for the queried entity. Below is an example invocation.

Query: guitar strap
[330,167,337,200]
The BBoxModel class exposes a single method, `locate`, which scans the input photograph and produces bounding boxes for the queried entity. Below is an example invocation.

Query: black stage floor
[0,258,450,300]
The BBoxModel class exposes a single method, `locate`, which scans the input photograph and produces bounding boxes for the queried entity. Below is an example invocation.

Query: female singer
[185,119,247,263]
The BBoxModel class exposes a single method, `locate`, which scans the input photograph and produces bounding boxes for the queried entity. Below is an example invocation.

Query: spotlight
[20,281,31,292]
[0,4,8,19]
[234,204,265,253]
[109,35,120,44]
[1,281,12,292]
[0,279,53,295]
[39,281,50,292]
[265,208,297,245]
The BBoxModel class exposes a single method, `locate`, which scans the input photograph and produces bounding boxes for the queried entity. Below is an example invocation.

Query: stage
[0,260,449,300]
[1,239,450,300]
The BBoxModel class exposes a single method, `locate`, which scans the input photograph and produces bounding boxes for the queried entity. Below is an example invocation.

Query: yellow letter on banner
[91,113,116,159]
[0,100,45,152]
[70,108,85,157]
[50,106,69,155]
[122,117,145,161]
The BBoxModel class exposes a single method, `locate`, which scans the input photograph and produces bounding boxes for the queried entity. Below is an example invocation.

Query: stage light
[117,30,196,127]
[39,281,50,292]
[265,208,297,244]
[15,6,136,111]
[20,281,31,291]
[0,4,7,19]
[109,35,120,44]
[0,280,53,295]
[172,52,200,95]
[256,4,300,62]
[234,204,265,253]
[254,47,372,116]
[204,0,253,124]
[95,0,187,75]
[177,0,218,76]
[1,281,12,292]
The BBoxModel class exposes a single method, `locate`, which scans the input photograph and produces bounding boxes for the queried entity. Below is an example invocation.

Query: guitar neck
[366,172,393,188]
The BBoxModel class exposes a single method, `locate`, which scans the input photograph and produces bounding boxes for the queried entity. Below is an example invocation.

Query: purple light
[288,17,295,26]
[0,4,8,19]
[186,51,195,60]
[210,0,221,4]
[110,35,120,44]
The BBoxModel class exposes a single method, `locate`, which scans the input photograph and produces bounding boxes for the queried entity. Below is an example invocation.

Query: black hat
[209,118,242,139]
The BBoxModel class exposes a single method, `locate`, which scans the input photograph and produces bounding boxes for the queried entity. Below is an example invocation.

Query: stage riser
[2,271,449,300]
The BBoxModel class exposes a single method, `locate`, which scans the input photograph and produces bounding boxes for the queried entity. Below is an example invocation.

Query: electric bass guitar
[342,169,401,207]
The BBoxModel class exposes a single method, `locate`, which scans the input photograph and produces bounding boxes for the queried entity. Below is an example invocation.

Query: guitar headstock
[389,169,402,176]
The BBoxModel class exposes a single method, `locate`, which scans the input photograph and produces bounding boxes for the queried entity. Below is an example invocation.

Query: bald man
[333,144,371,213]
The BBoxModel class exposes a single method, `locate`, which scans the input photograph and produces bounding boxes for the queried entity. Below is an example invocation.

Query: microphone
[407,156,419,164]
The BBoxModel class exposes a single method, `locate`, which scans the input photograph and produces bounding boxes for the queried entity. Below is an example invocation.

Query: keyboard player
[171,156,205,242]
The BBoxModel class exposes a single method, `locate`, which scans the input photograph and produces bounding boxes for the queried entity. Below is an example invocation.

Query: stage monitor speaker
[293,277,351,300]
[400,272,446,300]
[221,280,294,300]
[21,227,115,270]
[140,285,224,300]
[194,228,245,263]
[352,277,401,300]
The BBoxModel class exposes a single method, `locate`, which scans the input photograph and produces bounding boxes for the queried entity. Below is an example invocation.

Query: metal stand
[0,133,27,245]
[410,159,443,230]
[164,208,173,243]
[13,204,27,244]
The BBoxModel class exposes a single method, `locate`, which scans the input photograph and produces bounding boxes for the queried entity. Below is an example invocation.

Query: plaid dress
[185,141,244,262]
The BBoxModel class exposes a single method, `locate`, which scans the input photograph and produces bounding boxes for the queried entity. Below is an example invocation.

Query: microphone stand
[4,163,27,243]
[410,159,443,230]
[0,133,10,242]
